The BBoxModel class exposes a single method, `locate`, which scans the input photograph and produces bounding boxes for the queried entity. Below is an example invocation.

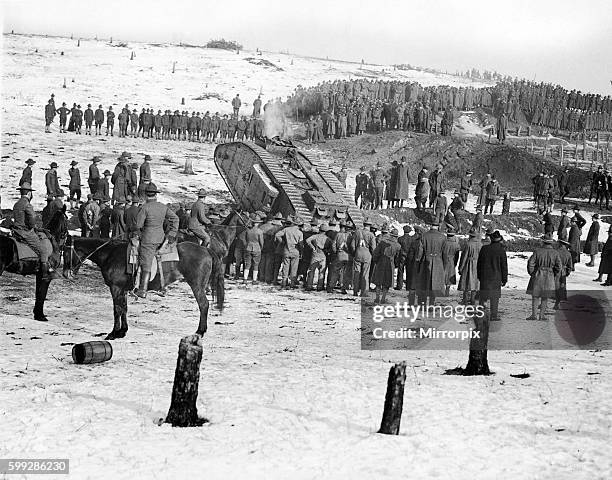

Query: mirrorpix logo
[368,302,486,342]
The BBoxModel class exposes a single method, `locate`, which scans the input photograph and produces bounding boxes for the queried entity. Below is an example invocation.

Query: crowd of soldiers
[43,93,271,142]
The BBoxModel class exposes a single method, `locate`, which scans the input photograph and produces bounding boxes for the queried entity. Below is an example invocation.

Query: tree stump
[378,362,406,435]
[165,334,207,427]
[463,313,491,375]
[183,158,195,175]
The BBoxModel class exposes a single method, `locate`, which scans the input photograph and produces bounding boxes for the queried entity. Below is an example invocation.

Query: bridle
[63,235,115,275]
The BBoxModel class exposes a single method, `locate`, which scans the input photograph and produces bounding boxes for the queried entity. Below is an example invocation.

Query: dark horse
[0,209,69,321]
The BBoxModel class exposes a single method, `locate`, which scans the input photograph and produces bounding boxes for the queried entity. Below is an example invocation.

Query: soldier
[584,213,600,267]
[12,183,58,281]
[350,218,376,297]
[501,192,512,215]
[201,111,211,143]
[236,116,247,141]
[557,207,570,241]
[327,220,352,294]
[484,177,500,214]
[232,94,241,116]
[588,166,604,205]
[394,225,413,290]
[305,223,332,291]
[478,173,491,208]
[68,160,81,210]
[99,199,112,239]
[471,205,484,233]
[138,155,152,201]
[416,221,446,305]
[458,230,481,305]
[219,115,229,143]
[526,234,561,320]
[211,113,220,143]
[84,104,94,135]
[260,212,284,284]
[477,230,508,321]
[74,105,84,134]
[133,183,179,298]
[228,115,238,142]
[188,189,212,247]
[432,191,448,225]
[558,167,570,204]
[441,226,460,297]
[88,156,102,196]
[496,112,508,144]
[111,200,127,239]
[428,165,444,208]
[117,108,127,138]
[246,116,255,141]
[129,109,139,137]
[354,166,369,208]
[45,162,61,198]
[415,167,429,211]
[98,169,112,202]
[111,154,131,205]
[94,105,104,135]
[594,226,612,285]
[82,193,100,237]
[44,99,56,133]
[106,106,115,136]
[19,159,36,187]
[125,196,141,239]
[253,95,262,117]
[241,214,264,284]
[56,102,70,133]
[448,190,465,233]
[161,110,170,140]
[554,239,573,310]
[370,163,387,210]
[275,215,304,289]
[370,225,399,304]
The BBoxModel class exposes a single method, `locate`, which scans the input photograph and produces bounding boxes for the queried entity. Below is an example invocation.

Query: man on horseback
[11,183,59,281]
[188,189,212,247]
[134,183,179,298]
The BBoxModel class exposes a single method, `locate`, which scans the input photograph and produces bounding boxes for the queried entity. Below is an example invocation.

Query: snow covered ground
[1,34,611,480]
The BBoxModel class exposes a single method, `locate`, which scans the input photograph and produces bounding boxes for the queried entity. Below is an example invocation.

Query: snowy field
[1,34,611,480]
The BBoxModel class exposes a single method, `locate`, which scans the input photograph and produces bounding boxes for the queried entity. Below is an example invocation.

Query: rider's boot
[134,272,151,298]
[40,262,61,281]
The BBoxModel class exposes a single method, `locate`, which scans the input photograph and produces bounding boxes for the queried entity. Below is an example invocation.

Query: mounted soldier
[11,183,59,281]
[188,189,212,247]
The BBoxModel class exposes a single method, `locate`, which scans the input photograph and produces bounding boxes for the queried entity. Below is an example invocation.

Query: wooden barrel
[72,341,113,364]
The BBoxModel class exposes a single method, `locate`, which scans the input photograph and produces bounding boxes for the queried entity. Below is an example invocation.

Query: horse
[0,208,69,321]
[62,234,227,340]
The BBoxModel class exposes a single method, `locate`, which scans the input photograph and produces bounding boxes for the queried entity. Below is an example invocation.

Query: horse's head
[47,208,69,248]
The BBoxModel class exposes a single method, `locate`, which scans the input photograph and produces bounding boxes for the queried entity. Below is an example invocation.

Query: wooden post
[463,314,491,375]
[172,61,176,74]
[378,362,406,435]
[165,335,207,427]
[130,51,134,60]
[77,39,80,47]
[181,97,185,105]
[183,157,195,175]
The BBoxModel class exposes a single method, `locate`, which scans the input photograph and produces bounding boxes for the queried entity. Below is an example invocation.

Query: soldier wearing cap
[557,207,570,241]
[477,230,508,321]
[19,159,36,187]
[394,225,412,290]
[188,189,212,247]
[458,229,481,305]
[305,222,332,291]
[459,170,472,203]
[595,225,612,286]
[134,183,179,298]
[584,213,600,267]
[45,162,61,198]
[11,183,58,281]
[554,238,573,309]
[240,213,264,284]
[371,225,400,303]
[138,155,152,200]
[526,234,562,320]
[94,105,104,135]
[417,220,446,305]
[354,166,369,208]
[441,225,460,297]
[350,218,376,297]
[275,215,304,288]
[68,160,81,210]
[84,104,94,135]
[106,106,115,136]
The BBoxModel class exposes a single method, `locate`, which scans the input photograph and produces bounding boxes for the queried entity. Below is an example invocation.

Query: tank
[214,138,363,227]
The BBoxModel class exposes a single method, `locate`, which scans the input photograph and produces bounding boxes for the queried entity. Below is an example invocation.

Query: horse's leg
[192,284,210,336]
[106,286,125,340]
[117,290,129,338]
[33,272,51,322]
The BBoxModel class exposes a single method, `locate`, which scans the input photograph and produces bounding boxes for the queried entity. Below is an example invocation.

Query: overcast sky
[3,0,612,94]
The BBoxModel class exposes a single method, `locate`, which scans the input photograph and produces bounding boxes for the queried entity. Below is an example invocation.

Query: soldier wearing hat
[111,199,127,239]
[557,207,570,241]
[137,155,152,201]
[526,234,562,320]
[88,156,102,195]
[305,222,332,291]
[350,218,376,297]
[327,219,352,294]
[417,220,447,305]
[83,193,101,237]
[44,98,56,133]
[458,230,481,306]
[441,225,460,297]
[111,154,131,205]
[57,102,70,133]
[133,183,179,298]
[394,225,412,290]
[98,169,111,202]
[477,230,507,321]
[19,159,36,187]
[12,183,58,281]
[106,106,115,136]
[240,213,264,284]
[459,170,473,203]
[354,166,369,209]
[188,189,212,247]
[94,105,104,135]
[45,162,61,198]
[84,104,94,135]
[595,225,612,286]
[584,213,600,267]
[259,212,284,283]
[68,160,81,210]
[274,215,304,288]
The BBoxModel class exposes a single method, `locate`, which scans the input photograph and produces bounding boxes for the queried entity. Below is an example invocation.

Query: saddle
[2,230,52,261]
[128,239,179,286]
